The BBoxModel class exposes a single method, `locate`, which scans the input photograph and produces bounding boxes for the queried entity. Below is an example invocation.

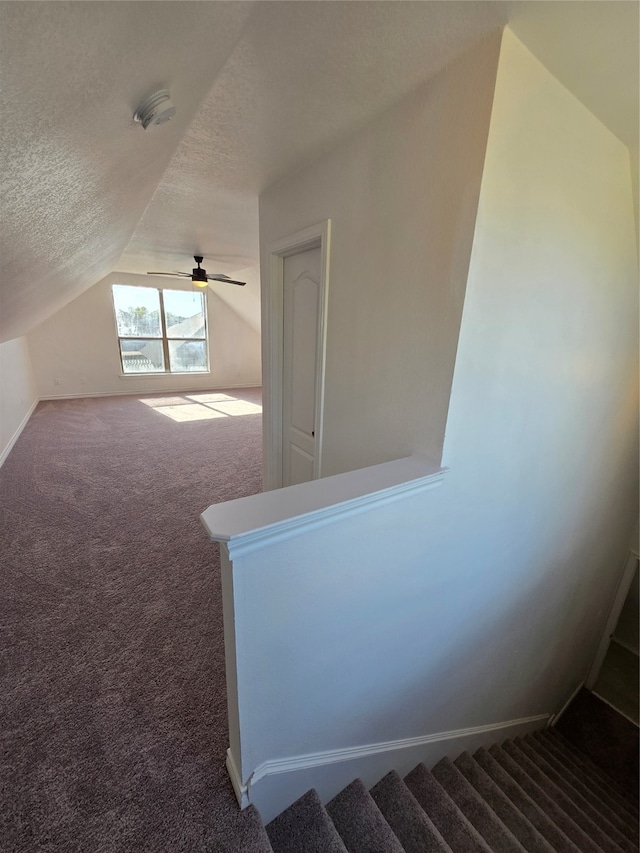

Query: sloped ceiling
[1,1,637,343]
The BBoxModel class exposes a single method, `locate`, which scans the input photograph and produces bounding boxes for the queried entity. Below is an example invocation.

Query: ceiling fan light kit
[134,89,176,130]
[147,256,246,288]
[192,256,209,287]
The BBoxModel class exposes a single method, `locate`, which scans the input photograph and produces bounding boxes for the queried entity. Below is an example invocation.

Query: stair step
[531,732,640,829]
[371,770,453,853]
[473,747,582,853]
[258,719,637,853]
[327,778,404,853]
[432,756,528,853]
[266,788,348,853]
[520,734,639,844]
[488,743,608,853]
[205,803,274,853]
[545,728,639,813]
[553,689,639,802]
[454,751,556,853]
[503,738,630,853]
[404,762,493,852]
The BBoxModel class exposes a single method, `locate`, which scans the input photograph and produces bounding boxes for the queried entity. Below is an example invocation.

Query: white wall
[26,271,261,398]
[0,336,38,465]
[629,145,639,253]
[260,32,502,475]
[229,28,638,818]
[439,21,638,714]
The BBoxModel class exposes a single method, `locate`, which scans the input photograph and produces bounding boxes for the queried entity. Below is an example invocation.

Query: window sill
[118,371,210,378]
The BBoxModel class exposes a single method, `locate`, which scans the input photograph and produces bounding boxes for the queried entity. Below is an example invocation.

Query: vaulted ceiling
[1,1,637,343]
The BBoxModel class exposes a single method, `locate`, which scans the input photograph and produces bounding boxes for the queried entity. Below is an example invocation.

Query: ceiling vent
[134,89,176,130]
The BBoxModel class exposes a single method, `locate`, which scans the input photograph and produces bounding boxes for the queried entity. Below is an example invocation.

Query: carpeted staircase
[238,726,639,852]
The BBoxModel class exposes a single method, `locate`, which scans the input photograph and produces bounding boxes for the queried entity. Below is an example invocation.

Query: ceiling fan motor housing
[192,256,208,285]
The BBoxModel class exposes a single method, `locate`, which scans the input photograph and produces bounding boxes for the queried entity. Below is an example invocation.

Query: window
[112,285,209,374]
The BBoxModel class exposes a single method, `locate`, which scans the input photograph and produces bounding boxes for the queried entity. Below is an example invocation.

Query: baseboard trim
[226,749,250,809]
[549,681,584,727]
[39,384,262,401]
[248,713,551,787]
[0,396,39,469]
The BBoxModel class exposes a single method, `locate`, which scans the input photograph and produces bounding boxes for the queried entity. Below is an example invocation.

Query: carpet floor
[1,389,266,852]
[3,391,638,853]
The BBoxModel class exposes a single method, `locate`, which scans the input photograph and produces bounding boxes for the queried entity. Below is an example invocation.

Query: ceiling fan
[147,256,246,287]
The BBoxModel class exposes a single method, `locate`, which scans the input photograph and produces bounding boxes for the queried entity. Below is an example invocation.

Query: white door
[282,246,321,486]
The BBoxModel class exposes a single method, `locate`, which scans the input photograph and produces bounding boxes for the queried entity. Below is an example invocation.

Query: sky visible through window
[112,284,208,373]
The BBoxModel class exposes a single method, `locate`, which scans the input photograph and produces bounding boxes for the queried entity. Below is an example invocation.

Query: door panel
[282,247,321,487]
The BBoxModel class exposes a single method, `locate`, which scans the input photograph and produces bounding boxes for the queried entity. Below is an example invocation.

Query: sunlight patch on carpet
[139,393,262,422]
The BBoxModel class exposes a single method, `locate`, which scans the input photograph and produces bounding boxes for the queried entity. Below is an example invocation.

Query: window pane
[120,339,165,373]
[168,340,208,372]
[113,285,162,337]
[164,290,206,339]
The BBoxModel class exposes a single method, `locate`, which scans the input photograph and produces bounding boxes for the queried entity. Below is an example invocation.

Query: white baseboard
[549,681,584,727]
[226,749,250,809]
[40,384,261,401]
[0,396,39,469]
[239,712,550,823]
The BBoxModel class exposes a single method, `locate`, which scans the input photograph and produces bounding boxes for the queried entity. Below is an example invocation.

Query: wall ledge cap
[201,455,447,558]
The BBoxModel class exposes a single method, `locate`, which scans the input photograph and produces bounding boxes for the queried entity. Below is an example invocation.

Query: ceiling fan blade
[207,275,246,286]
[146,271,190,277]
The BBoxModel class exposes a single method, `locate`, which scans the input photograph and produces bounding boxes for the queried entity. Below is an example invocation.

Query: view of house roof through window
[112,284,208,374]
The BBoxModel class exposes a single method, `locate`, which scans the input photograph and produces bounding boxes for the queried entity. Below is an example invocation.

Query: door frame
[585,548,639,689]
[263,220,331,491]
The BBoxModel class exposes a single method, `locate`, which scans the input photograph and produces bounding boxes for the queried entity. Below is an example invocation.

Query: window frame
[112,284,210,376]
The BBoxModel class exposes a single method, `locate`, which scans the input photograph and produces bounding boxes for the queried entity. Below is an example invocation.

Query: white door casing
[263,221,331,491]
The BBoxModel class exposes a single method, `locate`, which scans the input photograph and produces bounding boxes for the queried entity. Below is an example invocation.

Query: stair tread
[532,732,639,828]
[546,728,639,813]
[432,756,528,853]
[205,803,274,853]
[404,762,493,852]
[454,751,557,853]
[488,743,610,853]
[327,778,405,853]
[520,734,639,842]
[371,770,453,853]
[266,788,348,853]
[553,691,639,803]
[503,738,630,853]
[473,746,583,853]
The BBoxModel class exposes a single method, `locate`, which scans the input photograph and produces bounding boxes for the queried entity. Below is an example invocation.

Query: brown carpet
[1,389,264,852]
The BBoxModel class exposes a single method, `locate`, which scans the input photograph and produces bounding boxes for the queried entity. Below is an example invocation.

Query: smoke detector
[134,89,176,130]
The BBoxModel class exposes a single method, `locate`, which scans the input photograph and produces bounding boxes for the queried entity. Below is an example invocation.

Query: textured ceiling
[0,1,253,341]
[1,1,637,343]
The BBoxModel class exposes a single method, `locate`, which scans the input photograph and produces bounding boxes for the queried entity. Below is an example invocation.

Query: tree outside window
[112,285,209,374]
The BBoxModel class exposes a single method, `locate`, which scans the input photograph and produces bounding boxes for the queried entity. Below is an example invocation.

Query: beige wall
[235,29,639,813]
[439,25,639,692]
[260,33,502,476]
[0,336,38,465]
[629,145,639,253]
[27,271,261,399]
